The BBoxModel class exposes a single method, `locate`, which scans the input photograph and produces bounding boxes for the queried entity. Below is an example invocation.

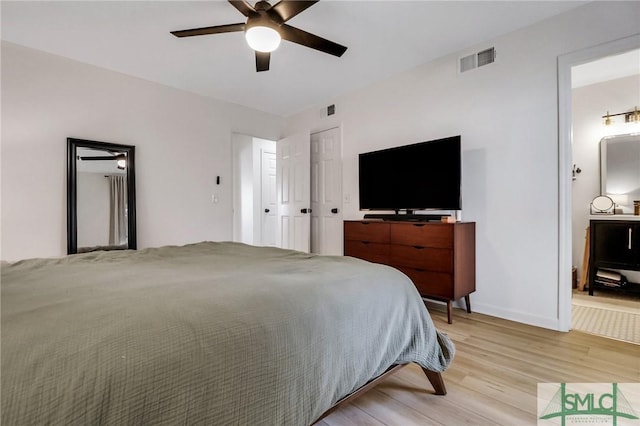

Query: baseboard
[470,301,561,331]
[422,298,561,330]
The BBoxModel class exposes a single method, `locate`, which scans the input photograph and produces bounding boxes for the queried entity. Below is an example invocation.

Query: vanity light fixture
[602,106,640,125]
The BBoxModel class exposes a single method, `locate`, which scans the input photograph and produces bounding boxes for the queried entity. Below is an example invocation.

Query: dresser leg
[447,301,452,324]
[464,295,471,313]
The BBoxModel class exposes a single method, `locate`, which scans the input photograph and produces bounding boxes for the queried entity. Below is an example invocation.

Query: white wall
[1,42,284,261]
[571,75,640,282]
[284,1,640,330]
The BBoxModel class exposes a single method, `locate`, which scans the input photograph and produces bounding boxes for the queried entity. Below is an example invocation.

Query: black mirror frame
[67,138,137,254]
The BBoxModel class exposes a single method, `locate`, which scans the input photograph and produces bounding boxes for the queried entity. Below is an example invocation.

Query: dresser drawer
[344,240,390,264]
[344,221,390,243]
[396,266,454,299]
[343,220,475,324]
[390,223,453,248]
[390,245,453,272]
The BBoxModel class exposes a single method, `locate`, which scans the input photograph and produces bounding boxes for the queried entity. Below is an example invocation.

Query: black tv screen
[358,136,461,211]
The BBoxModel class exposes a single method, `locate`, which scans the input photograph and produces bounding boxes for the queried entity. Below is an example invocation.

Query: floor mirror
[67,138,137,254]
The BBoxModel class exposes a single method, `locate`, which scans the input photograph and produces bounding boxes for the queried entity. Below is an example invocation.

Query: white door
[276,132,311,252]
[261,149,277,246]
[310,128,343,255]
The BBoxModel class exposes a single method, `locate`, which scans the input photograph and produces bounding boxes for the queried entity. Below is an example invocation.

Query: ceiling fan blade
[280,24,347,57]
[269,0,319,22]
[228,0,256,17]
[171,23,245,38]
[80,156,116,161]
[256,51,271,72]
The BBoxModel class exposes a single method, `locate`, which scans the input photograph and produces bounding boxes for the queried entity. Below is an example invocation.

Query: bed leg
[422,368,447,395]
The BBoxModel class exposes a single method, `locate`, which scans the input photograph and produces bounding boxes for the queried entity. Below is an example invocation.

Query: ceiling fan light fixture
[245,25,281,53]
[116,154,127,169]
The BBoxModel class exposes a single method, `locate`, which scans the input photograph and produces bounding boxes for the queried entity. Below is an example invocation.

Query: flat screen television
[358,135,461,212]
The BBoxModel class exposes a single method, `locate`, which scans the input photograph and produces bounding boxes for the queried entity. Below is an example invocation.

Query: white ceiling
[572,49,640,88]
[2,1,589,117]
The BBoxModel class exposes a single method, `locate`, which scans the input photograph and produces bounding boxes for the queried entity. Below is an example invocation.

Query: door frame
[259,147,277,246]
[231,133,277,245]
[557,34,640,331]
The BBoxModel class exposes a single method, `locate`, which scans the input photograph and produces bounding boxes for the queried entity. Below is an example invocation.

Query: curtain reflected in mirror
[108,175,128,246]
[68,139,136,254]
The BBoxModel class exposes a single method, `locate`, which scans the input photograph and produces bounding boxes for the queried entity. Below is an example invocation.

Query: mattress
[1,241,454,425]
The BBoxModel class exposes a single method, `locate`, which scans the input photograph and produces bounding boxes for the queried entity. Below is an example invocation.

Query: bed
[1,241,454,425]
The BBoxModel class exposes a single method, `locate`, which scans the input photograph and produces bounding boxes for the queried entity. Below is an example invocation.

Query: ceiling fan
[170,0,347,72]
[78,153,127,170]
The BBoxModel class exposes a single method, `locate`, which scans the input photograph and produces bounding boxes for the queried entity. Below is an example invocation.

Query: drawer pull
[629,228,633,250]
[413,245,425,250]
[361,241,371,245]
[413,224,426,227]
[415,268,425,272]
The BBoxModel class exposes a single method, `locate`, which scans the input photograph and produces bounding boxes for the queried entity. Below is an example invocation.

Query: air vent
[459,47,496,73]
[459,54,477,73]
[477,47,496,67]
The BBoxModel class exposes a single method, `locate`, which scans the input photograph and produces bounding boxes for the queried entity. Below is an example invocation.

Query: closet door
[310,127,343,255]
[276,132,311,252]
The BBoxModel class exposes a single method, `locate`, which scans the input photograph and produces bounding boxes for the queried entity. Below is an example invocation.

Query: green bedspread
[1,241,454,425]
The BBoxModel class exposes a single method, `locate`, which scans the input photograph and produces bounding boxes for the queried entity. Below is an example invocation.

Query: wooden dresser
[344,220,476,323]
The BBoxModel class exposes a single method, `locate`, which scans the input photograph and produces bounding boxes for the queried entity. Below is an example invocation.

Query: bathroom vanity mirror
[67,138,137,254]
[600,133,640,213]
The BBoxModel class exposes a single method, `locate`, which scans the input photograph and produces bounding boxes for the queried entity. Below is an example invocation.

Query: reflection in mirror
[600,133,640,214]
[68,138,136,254]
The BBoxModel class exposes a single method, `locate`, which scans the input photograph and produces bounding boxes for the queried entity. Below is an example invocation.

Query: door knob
[331,208,339,214]
[264,208,270,213]
[301,208,311,214]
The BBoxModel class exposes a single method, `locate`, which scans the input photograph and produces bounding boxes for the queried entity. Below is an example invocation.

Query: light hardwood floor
[573,288,640,313]
[317,303,640,426]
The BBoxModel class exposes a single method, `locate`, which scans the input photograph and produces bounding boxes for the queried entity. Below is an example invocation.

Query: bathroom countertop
[589,214,640,221]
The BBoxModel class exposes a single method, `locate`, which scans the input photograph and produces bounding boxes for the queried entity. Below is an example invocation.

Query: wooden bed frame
[313,364,446,424]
